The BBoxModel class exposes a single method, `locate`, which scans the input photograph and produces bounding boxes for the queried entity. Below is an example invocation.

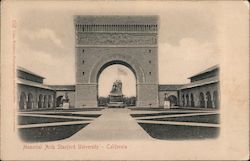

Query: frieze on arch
[76,33,157,46]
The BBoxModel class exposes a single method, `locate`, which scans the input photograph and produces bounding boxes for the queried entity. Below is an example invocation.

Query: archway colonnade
[19,91,55,110]
[180,90,219,109]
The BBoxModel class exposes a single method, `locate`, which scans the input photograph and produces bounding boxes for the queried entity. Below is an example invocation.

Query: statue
[110,80,122,94]
[108,80,124,108]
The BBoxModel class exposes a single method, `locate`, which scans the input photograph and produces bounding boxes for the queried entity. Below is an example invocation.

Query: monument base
[164,101,170,109]
[108,94,125,108]
[107,102,125,108]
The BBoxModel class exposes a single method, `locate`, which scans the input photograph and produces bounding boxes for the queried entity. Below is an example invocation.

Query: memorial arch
[74,16,159,108]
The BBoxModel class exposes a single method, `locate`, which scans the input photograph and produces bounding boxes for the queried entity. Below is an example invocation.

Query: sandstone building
[74,16,159,108]
[17,65,220,110]
[179,65,220,108]
[17,67,56,110]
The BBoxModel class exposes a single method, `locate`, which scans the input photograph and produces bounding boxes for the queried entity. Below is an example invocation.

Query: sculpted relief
[76,33,157,45]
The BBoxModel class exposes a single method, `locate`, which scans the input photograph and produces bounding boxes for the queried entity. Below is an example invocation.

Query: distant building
[17,67,56,110]
[178,65,220,108]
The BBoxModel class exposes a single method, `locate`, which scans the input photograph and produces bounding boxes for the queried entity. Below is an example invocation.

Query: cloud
[159,38,219,84]
[16,41,75,85]
[117,67,128,76]
[18,28,67,55]
[26,28,63,48]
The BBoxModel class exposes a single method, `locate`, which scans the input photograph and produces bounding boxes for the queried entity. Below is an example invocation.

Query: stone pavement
[67,108,153,141]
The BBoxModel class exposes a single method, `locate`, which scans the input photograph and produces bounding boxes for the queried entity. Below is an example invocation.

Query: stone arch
[186,94,189,107]
[48,95,53,108]
[199,92,205,108]
[19,92,26,110]
[56,95,64,107]
[43,95,48,108]
[38,94,43,108]
[27,93,33,109]
[190,93,195,107]
[167,95,177,106]
[206,91,213,108]
[89,54,145,84]
[213,90,219,108]
[182,94,185,107]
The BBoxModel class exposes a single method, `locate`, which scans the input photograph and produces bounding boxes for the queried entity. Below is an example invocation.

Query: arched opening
[206,91,213,108]
[186,94,189,107]
[182,94,185,107]
[19,92,26,110]
[213,91,219,108]
[38,94,43,108]
[43,95,48,108]
[97,64,136,107]
[199,92,205,108]
[56,96,63,107]
[167,95,177,106]
[190,93,195,107]
[48,95,53,108]
[27,93,33,109]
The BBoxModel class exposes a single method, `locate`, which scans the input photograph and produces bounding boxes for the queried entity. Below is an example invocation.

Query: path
[68,108,152,141]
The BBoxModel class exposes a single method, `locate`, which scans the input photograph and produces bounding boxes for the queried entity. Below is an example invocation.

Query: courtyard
[18,107,219,142]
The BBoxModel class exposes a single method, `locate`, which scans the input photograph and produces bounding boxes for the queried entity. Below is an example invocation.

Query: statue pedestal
[62,102,70,109]
[164,101,170,109]
[108,94,125,108]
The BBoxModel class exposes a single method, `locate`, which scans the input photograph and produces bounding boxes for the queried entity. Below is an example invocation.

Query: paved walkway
[68,108,152,141]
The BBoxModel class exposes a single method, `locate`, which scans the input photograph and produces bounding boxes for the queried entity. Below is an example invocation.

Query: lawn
[139,123,219,140]
[18,116,90,125]
[140,114,219,124]
[19,124,88,142]
[131,112,199,117]
[29,113,101,118]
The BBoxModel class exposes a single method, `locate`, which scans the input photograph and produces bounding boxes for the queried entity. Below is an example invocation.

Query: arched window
[206,91,213,108]
[199,92,205,108]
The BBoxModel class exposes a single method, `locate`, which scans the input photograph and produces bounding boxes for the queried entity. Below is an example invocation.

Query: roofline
[188,65,219,79]
[180,77,219,90]
[17,66,45,79]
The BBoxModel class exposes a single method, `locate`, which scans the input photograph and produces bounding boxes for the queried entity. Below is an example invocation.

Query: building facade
[17,65,220,110]
[74,16,159,108]
[17,67,56,110]
[178,65,220,109]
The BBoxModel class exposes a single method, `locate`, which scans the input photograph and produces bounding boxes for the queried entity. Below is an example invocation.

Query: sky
[15,1,219,92]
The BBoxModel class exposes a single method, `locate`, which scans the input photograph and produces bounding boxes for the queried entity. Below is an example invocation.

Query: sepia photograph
[1,0,249,160]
